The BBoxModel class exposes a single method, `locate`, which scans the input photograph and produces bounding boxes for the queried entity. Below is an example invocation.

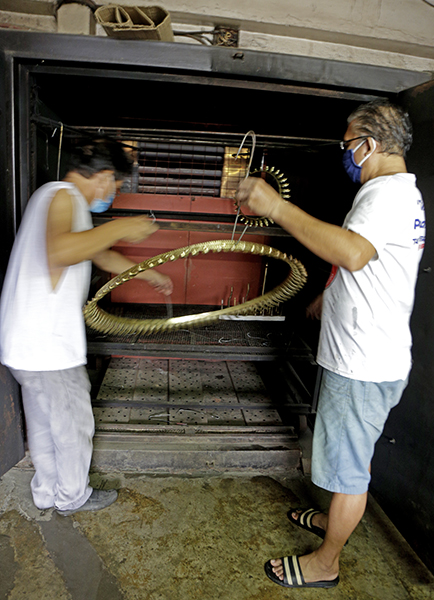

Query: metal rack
[86,303,320,436]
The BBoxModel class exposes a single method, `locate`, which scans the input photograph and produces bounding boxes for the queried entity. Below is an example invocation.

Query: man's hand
[117,216,159,244]
[236,177,285,219]
[143,271,173,296]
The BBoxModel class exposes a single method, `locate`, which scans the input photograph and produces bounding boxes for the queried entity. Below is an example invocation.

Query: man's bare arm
[46,188,159,270]
[236,178,376,272]
[92,249,173,296]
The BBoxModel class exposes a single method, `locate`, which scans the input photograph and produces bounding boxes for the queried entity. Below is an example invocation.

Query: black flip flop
[287,507,325,540]
[287,507,349,546]
[264,555,339,589]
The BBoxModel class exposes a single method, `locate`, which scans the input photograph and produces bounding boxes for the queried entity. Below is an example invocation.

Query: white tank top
[0,182,93,371]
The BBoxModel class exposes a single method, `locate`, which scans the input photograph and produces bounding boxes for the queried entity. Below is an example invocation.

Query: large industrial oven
[0,30,433,571]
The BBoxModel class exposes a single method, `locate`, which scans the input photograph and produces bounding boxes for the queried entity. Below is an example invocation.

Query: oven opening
[28,66,374,470]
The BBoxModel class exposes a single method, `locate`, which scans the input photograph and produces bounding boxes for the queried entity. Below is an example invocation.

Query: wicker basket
[94,5,174,41]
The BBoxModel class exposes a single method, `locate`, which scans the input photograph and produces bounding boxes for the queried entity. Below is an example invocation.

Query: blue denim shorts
[311,369,408,495]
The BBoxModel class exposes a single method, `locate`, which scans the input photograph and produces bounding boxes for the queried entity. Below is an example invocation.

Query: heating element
[137,141,227,196]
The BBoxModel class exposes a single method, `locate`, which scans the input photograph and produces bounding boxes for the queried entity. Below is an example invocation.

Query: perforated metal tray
[93,357,284,428]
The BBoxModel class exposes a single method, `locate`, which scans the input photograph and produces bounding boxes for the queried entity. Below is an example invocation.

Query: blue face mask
[89,192,115,213]
[342,138,376,184]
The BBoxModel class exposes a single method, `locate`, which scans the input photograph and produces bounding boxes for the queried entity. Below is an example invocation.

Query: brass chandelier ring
[235,165,291,228]
[83,239,307,336]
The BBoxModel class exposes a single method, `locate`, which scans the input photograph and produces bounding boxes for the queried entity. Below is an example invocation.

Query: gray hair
[348,99,413,157]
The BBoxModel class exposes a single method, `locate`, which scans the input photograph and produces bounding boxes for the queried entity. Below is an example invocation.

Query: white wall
[166,0,434,72]
[1,0,434,73]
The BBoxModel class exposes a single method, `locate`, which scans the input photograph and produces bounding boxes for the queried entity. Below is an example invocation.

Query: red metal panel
[190,195,236,215]
[113,193,192,213]
[111,226,189,304]
[185,231,267,306]
[113,193,250,217]
[110,194,271,306]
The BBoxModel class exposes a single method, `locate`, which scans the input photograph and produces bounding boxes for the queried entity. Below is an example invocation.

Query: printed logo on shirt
[414,218,426,250]
[413,235,425,250]
[325,265,338,288]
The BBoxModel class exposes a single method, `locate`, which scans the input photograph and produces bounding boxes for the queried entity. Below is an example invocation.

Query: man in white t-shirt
[0,141,173,516]
[236,100,425,589]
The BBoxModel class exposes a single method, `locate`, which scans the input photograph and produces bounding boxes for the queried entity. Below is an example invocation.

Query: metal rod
[93,399,313,412]
[261,262,269,296]
[48,120,343,148]
[139,166,222,177]
[140,142,224,154]
[234,130,256,178]
[138,176,220,188]
[231,205,241,241]
[139,151,223,162]
[137,186,218,195]
[56,122,64,181]
[235,223,249,244]
[227,286,233,308]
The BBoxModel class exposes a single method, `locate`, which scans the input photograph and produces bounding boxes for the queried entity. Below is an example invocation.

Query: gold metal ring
[235,165,291,228]
[83,240,307,336]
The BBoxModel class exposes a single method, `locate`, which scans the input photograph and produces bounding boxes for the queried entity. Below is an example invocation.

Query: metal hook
[231,208,249,244]
[235,223,249,245]
[234,129,256,179]
[231,205,241,241]
[231,130,256,242]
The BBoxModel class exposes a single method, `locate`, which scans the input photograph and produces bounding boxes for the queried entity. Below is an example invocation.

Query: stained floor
[1,466,433,600]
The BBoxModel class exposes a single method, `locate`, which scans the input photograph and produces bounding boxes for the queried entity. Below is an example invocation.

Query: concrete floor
[1,465,434,600]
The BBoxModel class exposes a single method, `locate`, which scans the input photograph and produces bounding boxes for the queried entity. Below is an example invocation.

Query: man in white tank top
[0,141,172,516]
[236,100,425,589]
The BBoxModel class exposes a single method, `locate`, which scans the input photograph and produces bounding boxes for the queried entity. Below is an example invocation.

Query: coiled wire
[83,239,307,336]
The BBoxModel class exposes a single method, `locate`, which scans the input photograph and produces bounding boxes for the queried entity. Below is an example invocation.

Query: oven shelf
[86,303,292,360]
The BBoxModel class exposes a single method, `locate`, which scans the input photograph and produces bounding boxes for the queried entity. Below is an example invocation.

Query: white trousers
[11,366,94,511]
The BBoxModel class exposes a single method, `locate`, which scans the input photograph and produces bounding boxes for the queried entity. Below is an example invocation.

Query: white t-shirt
[0,182,93,371]
[317,173,425,382]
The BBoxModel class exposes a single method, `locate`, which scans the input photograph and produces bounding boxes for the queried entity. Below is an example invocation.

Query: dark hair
[67,141,116,178]
[347,99,413,157]
[104,140,134,180]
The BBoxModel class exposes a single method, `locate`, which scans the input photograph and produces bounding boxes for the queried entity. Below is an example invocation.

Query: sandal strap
[282,556,305,586]
[299,508,321,530]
